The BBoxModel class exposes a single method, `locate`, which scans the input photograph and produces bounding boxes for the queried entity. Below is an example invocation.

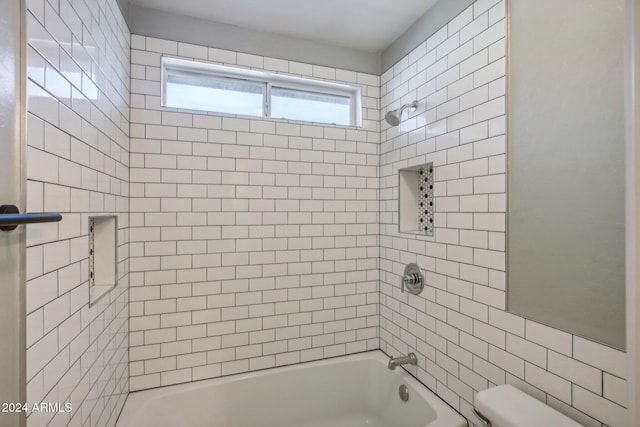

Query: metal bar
[473,408,492,427]
[0,213,62,227]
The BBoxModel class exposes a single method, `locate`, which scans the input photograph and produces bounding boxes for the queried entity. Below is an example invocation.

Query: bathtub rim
[116,349,467,427]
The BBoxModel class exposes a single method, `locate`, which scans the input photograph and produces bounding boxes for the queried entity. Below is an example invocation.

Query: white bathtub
[116,350,467,427]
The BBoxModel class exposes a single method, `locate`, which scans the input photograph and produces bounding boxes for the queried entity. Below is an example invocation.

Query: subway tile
[237,53,264,68]
[474,212,505,231]
[573,385,627,427]
[473,249,505,271]
[473,19,506,53]
[488,307,524,337]
[178,42,208,59]
[548,351,602,395]
[506,334,547,369]
[474,0,502,18]
[460,11,489,43]
[473,319,506,349]
[489,346,524,378]
[525,362,572,405]
[473,96,505,122]
[573,336,627,378]
[313,65,336,80]
[473,355,505,385]
[488,38,506,63]
[603,373,627,407]
[146,38,177,54]
[474,58,506,88]
[460,331,488,359]
[209,47,236,64]
[525,320,572,357]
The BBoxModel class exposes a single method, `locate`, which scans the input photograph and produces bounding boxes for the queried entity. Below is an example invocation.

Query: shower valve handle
[401,263,424,295]
[403,273,420,285]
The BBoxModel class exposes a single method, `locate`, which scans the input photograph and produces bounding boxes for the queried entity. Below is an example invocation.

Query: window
[270,87,351,125]
[162,57,361,126]
[165,72,265,116]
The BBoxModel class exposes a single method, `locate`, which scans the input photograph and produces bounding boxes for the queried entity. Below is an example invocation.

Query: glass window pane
[271,87,351,125]
[165,73,264,117]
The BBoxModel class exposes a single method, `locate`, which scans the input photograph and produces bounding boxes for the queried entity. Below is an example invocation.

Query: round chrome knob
[401,263,424,295]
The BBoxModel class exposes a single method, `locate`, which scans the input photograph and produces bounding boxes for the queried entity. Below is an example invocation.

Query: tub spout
[388,352,417,370]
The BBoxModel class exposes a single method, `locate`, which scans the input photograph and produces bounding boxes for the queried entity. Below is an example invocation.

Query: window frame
[161,57,362,127]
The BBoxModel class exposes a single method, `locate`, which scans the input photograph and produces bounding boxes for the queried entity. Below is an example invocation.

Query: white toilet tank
[474,385,583,427]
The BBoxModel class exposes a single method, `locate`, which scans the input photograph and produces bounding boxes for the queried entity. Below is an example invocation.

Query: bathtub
[116,350,467,427]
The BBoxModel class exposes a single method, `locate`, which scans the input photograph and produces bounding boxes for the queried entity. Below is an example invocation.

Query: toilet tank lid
[475,385,583,427]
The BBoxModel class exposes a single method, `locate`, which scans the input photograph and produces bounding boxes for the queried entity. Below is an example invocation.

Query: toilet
[474,385,583,427]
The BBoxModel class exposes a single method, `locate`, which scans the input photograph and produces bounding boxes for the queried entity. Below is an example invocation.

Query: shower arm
[399,101,419,114]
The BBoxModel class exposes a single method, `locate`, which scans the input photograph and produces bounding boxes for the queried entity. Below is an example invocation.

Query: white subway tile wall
[22,1,629,426]
[379,1,627,426]
[128,35,381,391]
[25,0,130,426]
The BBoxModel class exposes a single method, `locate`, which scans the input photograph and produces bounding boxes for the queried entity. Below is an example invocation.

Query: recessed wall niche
[89,216,118,306]
[399,163,434,236]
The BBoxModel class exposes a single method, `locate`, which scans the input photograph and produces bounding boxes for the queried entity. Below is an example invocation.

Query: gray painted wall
[129,5,381,74]
[116,0,130,28]
[115,0,475,75]
[381,0,475,72]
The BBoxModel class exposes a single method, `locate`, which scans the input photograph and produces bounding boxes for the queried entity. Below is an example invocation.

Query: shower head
[384,110,402,127]
[385,101,418,127]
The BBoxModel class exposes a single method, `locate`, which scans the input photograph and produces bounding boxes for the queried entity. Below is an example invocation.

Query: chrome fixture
[473,408,492,427]
[398,384,410,402]
[401,263,424,295]
[385,100,418,126]
[388,352,417,370]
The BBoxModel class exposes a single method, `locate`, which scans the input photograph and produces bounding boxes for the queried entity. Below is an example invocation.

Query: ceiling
[127,0,440,53]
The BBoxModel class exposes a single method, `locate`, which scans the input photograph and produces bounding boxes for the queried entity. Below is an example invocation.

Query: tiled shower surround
[25,0,130,426]
[22,0,630,426]
[127,36,381,390]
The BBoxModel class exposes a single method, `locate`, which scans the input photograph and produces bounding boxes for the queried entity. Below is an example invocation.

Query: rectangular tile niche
[399,163,434,236]
[89,215,118,306]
